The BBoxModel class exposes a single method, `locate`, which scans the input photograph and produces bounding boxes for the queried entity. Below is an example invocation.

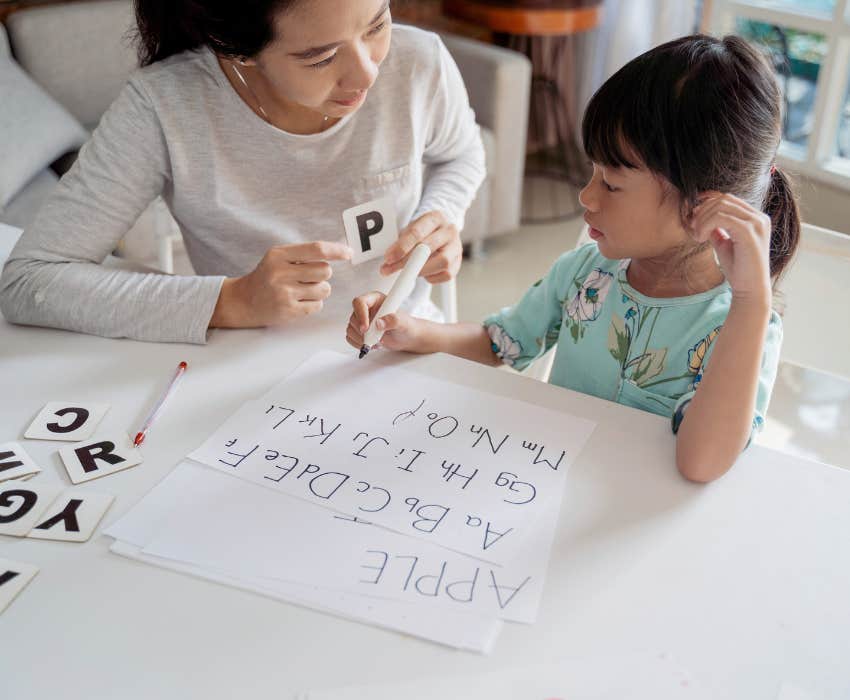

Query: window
[709,0,850,189]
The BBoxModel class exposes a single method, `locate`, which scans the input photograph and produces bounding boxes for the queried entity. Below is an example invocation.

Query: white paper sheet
[139,461,556,622]
[189,351,596,564]
[109,540,502,654]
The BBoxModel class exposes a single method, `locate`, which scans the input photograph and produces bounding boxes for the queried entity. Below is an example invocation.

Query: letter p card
[342,196,398,265]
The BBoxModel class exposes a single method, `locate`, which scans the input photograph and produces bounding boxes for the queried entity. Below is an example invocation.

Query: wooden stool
[443,0,601,36]
[444,0,603,222]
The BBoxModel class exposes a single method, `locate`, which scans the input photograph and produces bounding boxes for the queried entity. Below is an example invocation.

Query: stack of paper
[105,351,597,652]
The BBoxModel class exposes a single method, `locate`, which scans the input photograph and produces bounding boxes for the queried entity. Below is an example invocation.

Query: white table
[1,223,849,699]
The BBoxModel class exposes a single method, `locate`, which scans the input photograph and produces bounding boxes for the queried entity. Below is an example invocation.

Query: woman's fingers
[278,240,353,263]
[296,300,324,317]
[420,237,462,280]
[383,211,446,269]
[293,261,333,284]
[296,281,332,302]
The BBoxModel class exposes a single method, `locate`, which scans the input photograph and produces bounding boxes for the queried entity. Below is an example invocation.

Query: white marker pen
[359,242,431,359]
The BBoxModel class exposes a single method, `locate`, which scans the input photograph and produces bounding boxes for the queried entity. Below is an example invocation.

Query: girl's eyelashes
[307,21,388,69]
[603,180,619,193]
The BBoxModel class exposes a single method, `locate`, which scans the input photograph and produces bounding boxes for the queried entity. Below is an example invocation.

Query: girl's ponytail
[764,166,801,282]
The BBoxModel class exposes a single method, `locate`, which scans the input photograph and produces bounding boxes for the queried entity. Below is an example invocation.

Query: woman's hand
[210,241,352,328]
[690,193,772,307]
[346,291,426,353]
[381,211,462,283]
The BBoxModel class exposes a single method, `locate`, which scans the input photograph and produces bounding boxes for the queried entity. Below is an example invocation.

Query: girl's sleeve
[0,76,224,344]
[410,37,486,231]
[671,312,783,443]
[483,250,586,371]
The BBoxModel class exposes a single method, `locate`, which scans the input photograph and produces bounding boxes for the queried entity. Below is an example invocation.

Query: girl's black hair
[133,0,298,67]
[582,34,800,282]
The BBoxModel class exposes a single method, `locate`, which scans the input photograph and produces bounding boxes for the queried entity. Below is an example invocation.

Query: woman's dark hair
[582,34,800,282]
[133,0,298,67]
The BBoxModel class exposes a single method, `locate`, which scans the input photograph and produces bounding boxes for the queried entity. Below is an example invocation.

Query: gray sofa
[0,1,530,261]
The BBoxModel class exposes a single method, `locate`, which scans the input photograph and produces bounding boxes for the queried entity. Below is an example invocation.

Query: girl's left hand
[381,210,462,283]
[690,192,772,305]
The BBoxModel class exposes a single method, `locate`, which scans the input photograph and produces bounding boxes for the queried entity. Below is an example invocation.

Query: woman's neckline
[206,48,354,140]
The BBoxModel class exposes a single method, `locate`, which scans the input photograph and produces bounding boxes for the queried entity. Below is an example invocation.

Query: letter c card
[25,402,109,442]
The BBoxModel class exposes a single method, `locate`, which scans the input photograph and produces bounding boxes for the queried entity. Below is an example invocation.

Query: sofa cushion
[6,0,137,130]
[0,23,10,58]
[0,167,58,229]
[0,51,88,208]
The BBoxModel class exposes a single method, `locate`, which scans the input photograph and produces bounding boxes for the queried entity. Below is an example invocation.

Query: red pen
[133,361,188,447]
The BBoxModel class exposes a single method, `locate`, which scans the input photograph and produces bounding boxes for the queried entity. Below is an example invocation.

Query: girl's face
[579,162,690,261]
[248,0,392,118]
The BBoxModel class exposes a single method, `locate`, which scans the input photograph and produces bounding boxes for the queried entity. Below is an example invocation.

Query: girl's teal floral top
[483,243,782,437]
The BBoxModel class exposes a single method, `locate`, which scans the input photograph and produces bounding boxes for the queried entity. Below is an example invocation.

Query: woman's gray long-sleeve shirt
[0,25,485,343]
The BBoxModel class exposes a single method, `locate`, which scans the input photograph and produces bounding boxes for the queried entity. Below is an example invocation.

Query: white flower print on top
[566,268,614,323]
[487,324,522,366]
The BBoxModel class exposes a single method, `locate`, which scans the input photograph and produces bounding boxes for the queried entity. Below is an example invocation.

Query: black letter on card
[34,499,83,533]
[356,211,384,252]
[0,451,24,474]
[0,489,38,523]
[46,407,90,434]
[74,442,123,474]
[0,570,21,587]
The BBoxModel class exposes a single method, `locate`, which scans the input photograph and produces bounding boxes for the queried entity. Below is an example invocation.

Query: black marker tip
[359,345,369,360]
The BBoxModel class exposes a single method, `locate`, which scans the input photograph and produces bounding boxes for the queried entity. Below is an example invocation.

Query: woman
[0,0,485,343]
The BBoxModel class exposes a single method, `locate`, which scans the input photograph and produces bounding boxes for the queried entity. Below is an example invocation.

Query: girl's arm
[674,299,770,482]
[675,193,775,482]
[346,291,500,366]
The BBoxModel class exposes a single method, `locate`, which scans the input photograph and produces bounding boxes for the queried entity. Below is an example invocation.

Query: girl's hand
[690,193,772,307]
[381,211,462,283]
[211,241,353,328]
[346,292,425,353]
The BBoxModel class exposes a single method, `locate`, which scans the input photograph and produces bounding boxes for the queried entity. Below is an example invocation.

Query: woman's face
[579,162,689,261]
[249,0,392,118]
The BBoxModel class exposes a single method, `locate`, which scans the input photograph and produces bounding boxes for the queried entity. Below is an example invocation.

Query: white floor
[163,195,850,473]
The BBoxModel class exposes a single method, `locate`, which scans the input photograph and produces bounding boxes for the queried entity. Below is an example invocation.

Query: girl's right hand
[346,292,423,353]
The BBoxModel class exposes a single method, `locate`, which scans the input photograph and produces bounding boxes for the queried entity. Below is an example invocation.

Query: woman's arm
[0,77,223,344]
[379,37,486,283]
[675,193,775,482]
[413,38,487,231]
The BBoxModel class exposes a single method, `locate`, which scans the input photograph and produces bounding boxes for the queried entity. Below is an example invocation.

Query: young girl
[346,34,800,483]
